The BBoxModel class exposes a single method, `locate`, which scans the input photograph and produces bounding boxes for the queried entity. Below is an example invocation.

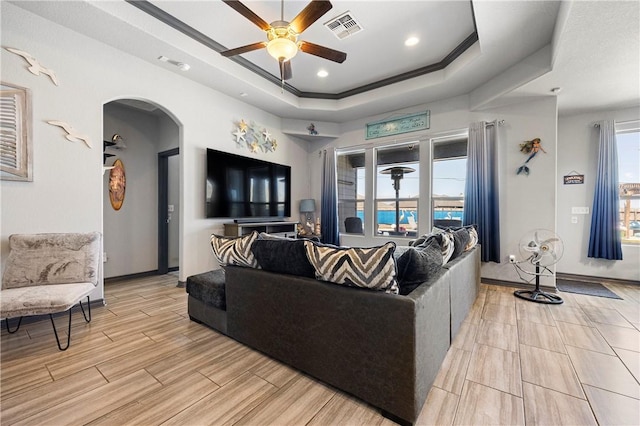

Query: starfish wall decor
[232,119,277,153]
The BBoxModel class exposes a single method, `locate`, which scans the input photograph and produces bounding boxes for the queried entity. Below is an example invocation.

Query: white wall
[310,95,559,286]
[557,107,640,281]
[0,3,311,299]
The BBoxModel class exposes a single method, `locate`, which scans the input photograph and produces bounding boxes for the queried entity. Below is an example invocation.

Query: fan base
[514,289,563,305]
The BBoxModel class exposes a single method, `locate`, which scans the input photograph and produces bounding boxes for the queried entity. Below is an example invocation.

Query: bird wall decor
[4,47,59,86]
[47,120,92,148]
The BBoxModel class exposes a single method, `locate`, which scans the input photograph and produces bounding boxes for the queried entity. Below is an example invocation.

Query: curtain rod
[594,119,639,128]
[485,119,505,127]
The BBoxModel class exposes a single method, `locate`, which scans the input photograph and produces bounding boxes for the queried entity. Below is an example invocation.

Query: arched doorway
[102,98,181,280]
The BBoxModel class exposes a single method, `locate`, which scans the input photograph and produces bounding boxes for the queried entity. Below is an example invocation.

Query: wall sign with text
[366,111,430,139]
[563,174,584,185]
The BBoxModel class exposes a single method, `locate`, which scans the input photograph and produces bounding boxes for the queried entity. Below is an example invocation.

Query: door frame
[158,147,179,274]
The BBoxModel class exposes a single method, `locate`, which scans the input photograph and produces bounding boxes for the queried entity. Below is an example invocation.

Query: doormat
[556,279,622,299]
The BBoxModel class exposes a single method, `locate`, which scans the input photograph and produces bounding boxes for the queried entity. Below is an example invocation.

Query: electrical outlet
[509,254,516,263]
[571,207,589,214]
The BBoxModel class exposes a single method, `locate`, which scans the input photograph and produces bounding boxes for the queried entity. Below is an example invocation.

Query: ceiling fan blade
[222,0,271,31]
[299,41,346,63]
[220,41,267,57]
[279,59,292,80]
[290,1,333,34]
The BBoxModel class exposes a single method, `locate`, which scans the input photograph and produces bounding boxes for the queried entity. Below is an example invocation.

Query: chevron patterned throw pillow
[465,225,479,251]
[303,241,399,294]
[210,231,259,268]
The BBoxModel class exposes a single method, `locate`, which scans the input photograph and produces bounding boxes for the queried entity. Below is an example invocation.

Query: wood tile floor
[1,275,638,425]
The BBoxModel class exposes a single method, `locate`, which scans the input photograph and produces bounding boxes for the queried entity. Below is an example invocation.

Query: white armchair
[0,232,101,350]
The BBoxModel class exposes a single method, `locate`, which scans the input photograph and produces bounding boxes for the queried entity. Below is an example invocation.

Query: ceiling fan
[220,0,347,82]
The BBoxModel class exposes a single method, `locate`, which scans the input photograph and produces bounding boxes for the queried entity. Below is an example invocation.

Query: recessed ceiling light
[240,92,248,97]
[317,70,329,78]
[405,37,419,47]
[550,87,562,93]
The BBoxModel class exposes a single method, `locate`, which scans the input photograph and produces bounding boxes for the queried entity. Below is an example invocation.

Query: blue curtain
[464,121,501,262]
[588,121,622,259]
[321,147,340,245]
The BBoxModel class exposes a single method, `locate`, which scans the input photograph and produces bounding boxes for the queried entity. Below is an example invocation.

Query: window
[0,82,32,181]
[616,122,640,245]
[432,137,467,228]
[337,151,365,234]
[375,143,419,237]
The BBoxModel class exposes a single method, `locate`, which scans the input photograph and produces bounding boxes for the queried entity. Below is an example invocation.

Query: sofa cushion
[303,241,399,294]
[186,269,226,310]
[396,236,444,295]
[251,239,316,278]
[210,231,258,268]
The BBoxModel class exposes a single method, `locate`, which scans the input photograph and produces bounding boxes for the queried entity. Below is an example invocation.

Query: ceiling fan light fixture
[267,37,298,61]
[405,36,420,47]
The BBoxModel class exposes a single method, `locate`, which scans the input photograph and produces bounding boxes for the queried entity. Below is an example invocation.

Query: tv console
[224,221,298,239]
[234,217,287,224]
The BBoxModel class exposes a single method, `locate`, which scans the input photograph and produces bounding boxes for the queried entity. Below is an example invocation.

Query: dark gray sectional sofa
[187,244,480,425]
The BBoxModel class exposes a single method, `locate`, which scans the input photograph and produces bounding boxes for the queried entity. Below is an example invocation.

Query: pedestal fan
[511,229,564,304]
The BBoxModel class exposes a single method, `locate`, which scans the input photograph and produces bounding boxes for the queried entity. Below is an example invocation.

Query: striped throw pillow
[210,231,258,268]
[465,225,479,251]
[432,227,455,264]
[303,241,399,294]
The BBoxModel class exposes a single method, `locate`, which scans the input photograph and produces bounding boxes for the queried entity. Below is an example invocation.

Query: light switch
[571,207,589,214]
[168,204,174,212]
[571,216,578,224]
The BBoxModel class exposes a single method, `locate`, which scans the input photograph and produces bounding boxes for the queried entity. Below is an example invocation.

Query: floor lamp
[381,166,415,235]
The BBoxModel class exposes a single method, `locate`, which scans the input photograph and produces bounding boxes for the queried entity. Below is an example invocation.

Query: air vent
[324,11,363,40]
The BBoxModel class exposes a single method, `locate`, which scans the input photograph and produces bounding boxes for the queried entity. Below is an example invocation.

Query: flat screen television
[205,148,291,219]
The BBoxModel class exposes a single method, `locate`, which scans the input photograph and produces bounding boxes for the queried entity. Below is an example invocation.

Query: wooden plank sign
[366,111,430,139]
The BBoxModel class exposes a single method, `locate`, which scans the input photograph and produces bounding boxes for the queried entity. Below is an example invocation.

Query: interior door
[158,147,179,274]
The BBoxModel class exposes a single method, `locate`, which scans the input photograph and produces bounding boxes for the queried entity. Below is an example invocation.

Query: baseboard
[556,272,639,286]
[481,278,556,292]
[105,270,162,283]
[105,268,181,284]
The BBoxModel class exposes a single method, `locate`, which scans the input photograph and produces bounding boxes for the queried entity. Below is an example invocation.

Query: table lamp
[299,199,316,222]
